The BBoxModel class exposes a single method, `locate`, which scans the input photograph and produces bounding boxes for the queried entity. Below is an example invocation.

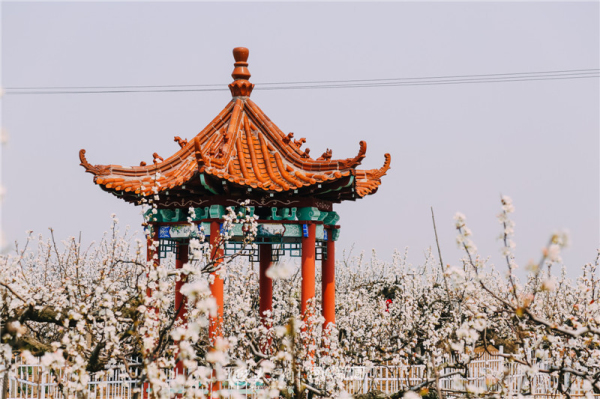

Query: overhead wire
[4,69,599,95]
[5,68,600,90]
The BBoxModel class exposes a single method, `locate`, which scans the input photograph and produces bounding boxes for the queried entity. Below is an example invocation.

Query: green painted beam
[200,174,218,195]
[332,229,341,242]
[191,207,210,221]
[323,211,340,225]
[209,205,226,219]
[269,207,298,221]
[297,207,320,221]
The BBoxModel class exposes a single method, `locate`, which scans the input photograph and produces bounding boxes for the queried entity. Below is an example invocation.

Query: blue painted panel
[158,226,171,239]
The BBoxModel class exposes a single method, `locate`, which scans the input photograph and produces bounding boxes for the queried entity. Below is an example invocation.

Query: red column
[208,222,224,343]
[322,228,336,331]
[301,223,316,316]
[259,244,273,353]
[175,243,188,376]
[259,244,273,322]
[208,222,224,395]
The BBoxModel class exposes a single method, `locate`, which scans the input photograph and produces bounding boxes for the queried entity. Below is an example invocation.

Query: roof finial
[229,47,254,97]
[232,47,251,80]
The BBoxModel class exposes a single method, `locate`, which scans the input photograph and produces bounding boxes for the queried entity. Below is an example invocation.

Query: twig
[431,207,451,302]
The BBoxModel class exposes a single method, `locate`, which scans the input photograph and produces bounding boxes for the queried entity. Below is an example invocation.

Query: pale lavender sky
[2,2,599,276]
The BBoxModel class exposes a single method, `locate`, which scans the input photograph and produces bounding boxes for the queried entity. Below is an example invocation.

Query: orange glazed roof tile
[80,47,390,207]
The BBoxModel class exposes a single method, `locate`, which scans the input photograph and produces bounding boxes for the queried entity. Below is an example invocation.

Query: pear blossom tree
[448,197,600,397]
[0,199,261,399]
[1,195,600,399]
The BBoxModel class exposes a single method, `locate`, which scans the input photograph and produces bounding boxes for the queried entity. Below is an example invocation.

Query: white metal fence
[2,357,599,398]
[2,364,140,399]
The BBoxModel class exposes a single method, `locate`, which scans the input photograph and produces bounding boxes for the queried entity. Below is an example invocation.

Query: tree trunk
[1,363,9,399]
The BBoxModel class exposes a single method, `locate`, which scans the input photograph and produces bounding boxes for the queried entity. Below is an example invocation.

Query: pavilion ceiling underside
[80,98,390,203]
[98,173,360,208]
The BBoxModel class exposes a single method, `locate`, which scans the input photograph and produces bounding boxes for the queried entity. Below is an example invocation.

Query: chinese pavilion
[79,47,390,344]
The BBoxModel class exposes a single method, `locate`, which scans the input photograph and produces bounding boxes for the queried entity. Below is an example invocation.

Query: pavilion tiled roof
[80,48,390,206]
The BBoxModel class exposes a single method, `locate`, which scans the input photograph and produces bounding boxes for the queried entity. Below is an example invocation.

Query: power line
[259,68,600,86]
[6,68,600,90]
[4,69,599,95]
[259,74,600,90]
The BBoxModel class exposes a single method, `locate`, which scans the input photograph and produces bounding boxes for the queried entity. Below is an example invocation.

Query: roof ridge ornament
[229,47,255,97]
